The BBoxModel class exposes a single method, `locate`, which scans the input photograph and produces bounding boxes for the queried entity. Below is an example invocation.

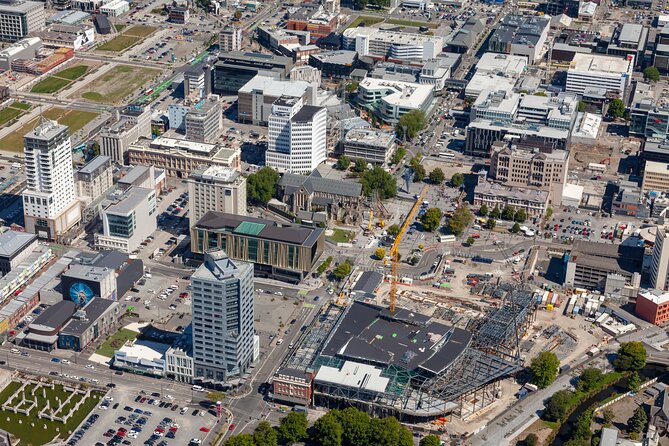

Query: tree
[447,206,473,236]
[369,417,404,446]
[479,204,489,217]
[420,208,443,232]
[313,411,343,446]
[544,390,574,422]
[254,421,278,446]
[514,209,527,223]
[333,261,352,281]
[396,110,427,140]
[511,222,521,233]
[628,371,641,392]
[412,164,426,182]
[278,411,308,445]
[335,407,371,446]
[466,236,475,246]
[390,147,407,165]
[602,408,615,427]
[419,435,441,446]
[530,351,560,389]
[608,98,625,119]
[614,342,647,371]
[375,248,386,260]
[578,101,587,112]
[573,411,592,440]
[627,407,647,434]
[207,391,225,402]
[450,173,465,188]
[225,434,254,446]
[429,168,445,184]
[524,433,539,446]
[247,167,280,204]
[644,66,661,82]
[345,81,359,93]
[577,368,603,392]
[317,256,333,275]
[486,218,496,230]
[353,158,367,173]
[387,224,401,237]
[546,207,553,219]
[490,206,500,219]
[336,156,351,170]
[502,205,515,221]
[360,166,397,199]
[233,10,242,19]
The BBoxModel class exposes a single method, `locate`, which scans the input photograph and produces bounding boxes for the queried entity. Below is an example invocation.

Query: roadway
[9,91,113,113]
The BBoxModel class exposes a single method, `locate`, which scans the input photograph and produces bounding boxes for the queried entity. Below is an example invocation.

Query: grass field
[348,15,384,28]
[96,328,138,357]
[11,102,30,111]
[0,108,98,152]
[328,229,354,243]
[56,65,88,81]
[124,25,156,37]
[78,65,159,104]
[347,15,438,29]
[0,106,25,127]
[0,381,103,445]
[31,76,71,94]
[385,17,438,28]
[97,34,142,52]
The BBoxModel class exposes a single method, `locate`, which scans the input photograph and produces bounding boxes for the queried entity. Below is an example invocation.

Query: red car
[155,427,165,433]
[200,427,210,433]
[9,330,16,336]
[229,424,236,431]
[117,431,126,437]
[169,427,178,432]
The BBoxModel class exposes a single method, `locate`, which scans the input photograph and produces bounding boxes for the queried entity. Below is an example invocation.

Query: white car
[98,404,108,410]
[104,396,114,402]
[190,440,201,445]
[61,359,70,364]
[192,385,204,392]
[86,364,95,369]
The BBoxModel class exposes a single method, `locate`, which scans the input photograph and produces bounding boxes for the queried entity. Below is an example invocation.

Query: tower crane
[389,184,429,313]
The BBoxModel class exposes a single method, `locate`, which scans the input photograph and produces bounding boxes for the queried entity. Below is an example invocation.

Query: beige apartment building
[642,160,669,194]
[187,166,247,228]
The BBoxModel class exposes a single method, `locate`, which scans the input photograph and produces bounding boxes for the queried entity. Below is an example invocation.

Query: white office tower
[651,224,669,291]
[265,96,327,174]
[22,118,81,241]
[191,250,254,385]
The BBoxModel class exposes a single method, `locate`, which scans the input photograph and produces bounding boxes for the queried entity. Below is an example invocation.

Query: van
[192,385,204,392]
[473,224,482,231]
[10,348,19,354]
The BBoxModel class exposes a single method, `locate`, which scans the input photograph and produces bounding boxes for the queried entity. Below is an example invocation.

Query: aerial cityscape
[0,0,666,444]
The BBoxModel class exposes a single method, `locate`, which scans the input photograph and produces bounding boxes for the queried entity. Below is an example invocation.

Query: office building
[100,0,128,16]
[642,161,669,194]
[20,300,76,351]
[566,53,634,98]
[564,240,643,290]
[212,51,293,94]
[188,166,247,227]
[0,0,45,42]
[58,297,120,351]
[342,27,444,61]
[74,155,113,207]
[473,182,548,217]
[22,118,81,241]
[118,165,165,195]
[654,24,669,74]
[185,96,222,143]
[0,36,40,70]
[636,290,669,325]
[237,75,313,125]
[61,263,117,304]
[219,25,242,52]
[629,82,669,140]
[287,5,337,42]
[465,53,528,98]
[95,187,156,254]
[0,230,38,276]
[651,224,669,291]
[183,63,210,98]
[308,50,358,79]
[191,212,325,283]
[127,136,240,176]
[488,14,550,63]
[357,77,433,124]
[272,368,313,405]
[607,23,648,69]
[191,250,254,385]
[343,128,396,165]
[489,142,569,203]
[100,105,152,164]
[419,54,461,91]
[265,96,327,174]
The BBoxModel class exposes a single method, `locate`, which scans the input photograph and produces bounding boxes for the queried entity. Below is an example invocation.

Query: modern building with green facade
[191,211,325,283]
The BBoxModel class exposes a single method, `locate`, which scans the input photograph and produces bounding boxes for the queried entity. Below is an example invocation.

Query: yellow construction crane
[389,184,429,313]
[368,210,374,233]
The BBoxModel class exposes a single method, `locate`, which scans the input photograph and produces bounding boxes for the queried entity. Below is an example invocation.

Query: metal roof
[278,171,362,198]
[60,298,118,336]
[0,230,36,258]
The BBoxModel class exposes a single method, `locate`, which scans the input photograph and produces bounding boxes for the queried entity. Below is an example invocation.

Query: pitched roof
[278,171,362,198]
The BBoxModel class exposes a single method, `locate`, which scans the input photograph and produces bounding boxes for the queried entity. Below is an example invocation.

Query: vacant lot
[76,65,159,104]
[0,102,30,127]
[0,380,103,445]
[0,108,98,152]
[124,25,156,37]
[347,15,438,29]
[96,328,138,357]
[31,64,90,94]
[96,25,156,52]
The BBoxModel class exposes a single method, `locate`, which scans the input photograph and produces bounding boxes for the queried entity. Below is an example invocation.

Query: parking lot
[73,387,219,446]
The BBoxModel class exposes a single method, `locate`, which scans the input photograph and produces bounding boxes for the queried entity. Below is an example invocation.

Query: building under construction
[273,283,536,421]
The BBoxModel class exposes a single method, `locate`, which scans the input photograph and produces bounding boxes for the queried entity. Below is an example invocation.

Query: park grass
[96,328,138,357]
[56,65,88,81]
[328,228,354,244]
[78,65,159,104]
[114,24,126,32]
[0,107,25,127]
[97,34,142,52]
[11,102,30,111]
[347,15,384,28]
[31,76,71,94]
[385,17,438,28]
[0,381,103,445]
[123,25,156,37]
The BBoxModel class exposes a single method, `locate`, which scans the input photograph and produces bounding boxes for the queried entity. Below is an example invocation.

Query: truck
[524,383,538,392]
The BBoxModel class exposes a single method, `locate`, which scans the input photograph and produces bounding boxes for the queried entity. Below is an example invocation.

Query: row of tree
[225,408,442,446]
[478,204,527,223]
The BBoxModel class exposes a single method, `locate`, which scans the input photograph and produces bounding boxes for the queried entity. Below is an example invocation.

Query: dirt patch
[513,419,553,446]
[73,65,160,105]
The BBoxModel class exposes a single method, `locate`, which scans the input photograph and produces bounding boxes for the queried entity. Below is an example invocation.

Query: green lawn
[346,15,438,29]
[11,102,30,111]
[347,15,384,28]
[0,381,103,445]
[97,34,142,52]
[124,25,156,37]
[78,65,159,104]
[328,229,354,243]
[0,106,25,127]
[385,18,438,28]
[31,76,71,94]
[114,24,126,32]
[81,92,104,101]
[96,328,138,357]
[56,65,88,81]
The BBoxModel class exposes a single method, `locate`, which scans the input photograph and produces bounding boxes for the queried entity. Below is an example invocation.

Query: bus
[439,152,455,159]
[439,235,456,243]
[144,88,154,95]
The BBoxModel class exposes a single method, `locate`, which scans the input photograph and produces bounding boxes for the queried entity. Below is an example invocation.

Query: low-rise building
[0,230,38,277]
[357,77,433,124]
[636,290,669,326]
[117,165,165,195]
[237,75,313,125]
[74,155,113,207]
[33,23,94,50]
[191,211,325,283]
[95,187,156,254]
[343,128,395,165]
[58,297,120,350]
[127,136,240,176]
[465,52,528,98]
[0,36,40,70]
[167,4,188,23]
[308,50,358,79]
[61,262,117,304]
[99,0,128,16]
[342,27,444,61]
[271,368,312,405]
[0,244,51,305]
[21,300,76,351]
[611,182,646,217]
[445,17,485,54]
[564,240,643,290]
[607,23,648,69]
[350,271,383,300]
[629,82,669,140]
[488,14,550,63]
[287,5,337,43]
[550,29,600,64]
[188,166,247,228]
[165,324,193,383]
[418,54,461,91]
[642,160,669,194]
[473,181,549,217]
[566,53,634,98]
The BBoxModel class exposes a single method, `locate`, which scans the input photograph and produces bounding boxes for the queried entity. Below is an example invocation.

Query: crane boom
[389,184,429,313]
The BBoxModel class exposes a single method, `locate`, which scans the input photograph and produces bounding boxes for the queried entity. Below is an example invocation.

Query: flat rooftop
[77,155,111,175]
[644,160,669,175]
[476,52,528,76]
[61,298,118,335]
[359,77,433,109]
[190,165,242,184]
[29,300,76,332]
[342,27,444,47]
[344,128,395,147]
[105,187,152,216]
[310,50,357,65]
[239,74,310,97]
[569,53,634,75]
[0,0,42,13]
[0,230,36,258]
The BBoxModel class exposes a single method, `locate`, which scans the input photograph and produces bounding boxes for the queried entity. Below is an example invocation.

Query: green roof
[234,221,266,236]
